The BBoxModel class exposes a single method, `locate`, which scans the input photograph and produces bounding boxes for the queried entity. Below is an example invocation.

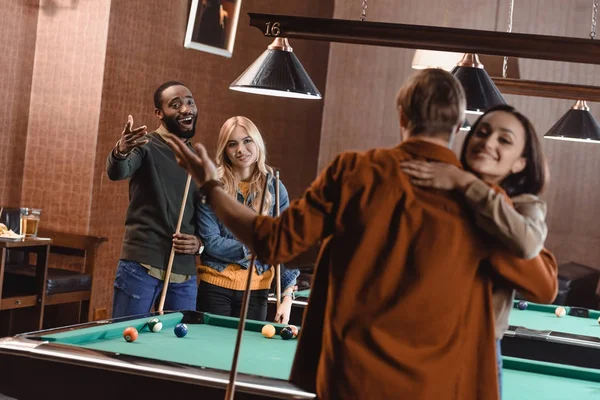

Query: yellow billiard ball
[261,324,276,338]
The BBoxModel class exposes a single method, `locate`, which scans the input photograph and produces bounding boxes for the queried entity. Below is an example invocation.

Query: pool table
[1,309,600,400]
[0,311,311,400]
[269,291,600,369]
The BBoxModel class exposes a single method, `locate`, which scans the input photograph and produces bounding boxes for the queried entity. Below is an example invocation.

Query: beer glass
[19,208,41,238]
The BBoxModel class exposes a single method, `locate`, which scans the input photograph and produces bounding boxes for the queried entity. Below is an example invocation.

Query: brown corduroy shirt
[251,138,558,400]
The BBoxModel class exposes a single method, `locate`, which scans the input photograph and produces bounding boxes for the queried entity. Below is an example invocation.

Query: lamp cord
[591,0,598,39]
[503,0,515,78]
[360,0,368,21]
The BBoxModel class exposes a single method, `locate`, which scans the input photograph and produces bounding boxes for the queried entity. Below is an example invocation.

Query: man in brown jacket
[166,69,558,400]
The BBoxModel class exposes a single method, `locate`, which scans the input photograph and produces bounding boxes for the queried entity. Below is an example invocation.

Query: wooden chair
[4,228,107,325]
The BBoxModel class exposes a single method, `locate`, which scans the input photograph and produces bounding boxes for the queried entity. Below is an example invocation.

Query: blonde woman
[195,116,299,323]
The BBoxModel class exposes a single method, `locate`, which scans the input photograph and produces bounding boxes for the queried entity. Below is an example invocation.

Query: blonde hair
[216,116,273,214]
[396,68,466,139]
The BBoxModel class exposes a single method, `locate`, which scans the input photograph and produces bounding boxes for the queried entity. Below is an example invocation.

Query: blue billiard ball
[517,301,528,310]
[174,323,188,338]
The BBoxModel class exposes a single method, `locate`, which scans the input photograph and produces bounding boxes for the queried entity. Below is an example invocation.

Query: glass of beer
[19,208,41,238]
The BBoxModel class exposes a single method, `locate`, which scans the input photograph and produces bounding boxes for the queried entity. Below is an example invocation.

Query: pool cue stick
[157,173,192,313]
[275,170,282,310]
[224,173,271,400]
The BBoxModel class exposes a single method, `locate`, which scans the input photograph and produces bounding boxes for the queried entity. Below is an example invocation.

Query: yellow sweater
[199,181,274,291]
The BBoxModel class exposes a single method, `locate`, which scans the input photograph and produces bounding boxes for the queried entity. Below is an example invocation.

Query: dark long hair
[460,105,547,196]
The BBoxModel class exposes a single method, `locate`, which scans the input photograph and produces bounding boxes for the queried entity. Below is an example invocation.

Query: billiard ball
[280,327,294,340]
[517,301,528,310]
[174,323,188,338]
[288,325,299,338]
[597,316,600,325]
[555,306,567,318]
[261,324,276,339]
[147,318,163,333]
[123,327,138,342]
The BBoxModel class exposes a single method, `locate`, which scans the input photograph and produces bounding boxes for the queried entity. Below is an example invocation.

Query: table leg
[0,248,6,309]
[34,245,50,330]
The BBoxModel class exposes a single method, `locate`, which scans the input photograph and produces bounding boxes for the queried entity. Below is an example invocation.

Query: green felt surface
[293,289,311,299]
[41,313,298,380]
[39,309,600,398]
[503,357,600,399]
[510,301,600,338]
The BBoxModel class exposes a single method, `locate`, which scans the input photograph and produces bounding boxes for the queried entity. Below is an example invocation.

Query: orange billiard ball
[261,324,276,338]
[123,327,138,342]
[555,307,567,318]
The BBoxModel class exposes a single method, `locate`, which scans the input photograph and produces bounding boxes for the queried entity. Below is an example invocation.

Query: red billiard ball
[123,327,138,342]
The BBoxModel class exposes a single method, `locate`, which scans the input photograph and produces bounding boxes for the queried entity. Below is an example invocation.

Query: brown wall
[87,0,333,315]
[21,0,111,233]
[319,0,600,272]
[0,0,39,207]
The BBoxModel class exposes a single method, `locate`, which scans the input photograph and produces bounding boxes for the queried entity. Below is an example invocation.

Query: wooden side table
[0,238,52,331]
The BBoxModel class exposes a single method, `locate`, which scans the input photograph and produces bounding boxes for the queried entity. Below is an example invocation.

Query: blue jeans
[497,339,503,399]
[112,260,197,318]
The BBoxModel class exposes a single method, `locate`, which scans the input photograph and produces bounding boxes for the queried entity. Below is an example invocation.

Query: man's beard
[164,115,196,139]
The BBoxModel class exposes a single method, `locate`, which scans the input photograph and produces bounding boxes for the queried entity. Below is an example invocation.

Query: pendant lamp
[544,100,600,143]
[450,53,506,115]
[229,38,321,99]
[411,50,463,71]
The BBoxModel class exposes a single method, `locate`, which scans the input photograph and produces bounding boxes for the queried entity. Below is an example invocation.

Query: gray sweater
[107,132,198,276]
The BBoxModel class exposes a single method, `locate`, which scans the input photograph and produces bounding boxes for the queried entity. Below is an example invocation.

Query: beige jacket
[464,180,548,339]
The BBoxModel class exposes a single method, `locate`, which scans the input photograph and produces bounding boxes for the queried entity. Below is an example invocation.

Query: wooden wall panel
[0,0,39,207]
[20,0,111,233]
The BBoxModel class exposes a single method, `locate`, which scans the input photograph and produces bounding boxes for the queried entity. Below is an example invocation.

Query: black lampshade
[229,38,321,100]
[544,100,600,143]
[451,53,506,115]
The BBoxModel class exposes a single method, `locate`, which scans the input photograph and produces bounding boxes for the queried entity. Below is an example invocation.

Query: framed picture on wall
[184,0,242,58]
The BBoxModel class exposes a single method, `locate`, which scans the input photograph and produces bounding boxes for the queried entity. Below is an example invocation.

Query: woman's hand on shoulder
[401,160,476,191]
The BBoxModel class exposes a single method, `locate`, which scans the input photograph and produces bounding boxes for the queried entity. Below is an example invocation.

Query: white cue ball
[555,307,566,318]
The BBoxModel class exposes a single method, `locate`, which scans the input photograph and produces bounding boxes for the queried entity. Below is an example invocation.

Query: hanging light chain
[360,0,368,21]
[503,0,515,78]
[591,0,598,39]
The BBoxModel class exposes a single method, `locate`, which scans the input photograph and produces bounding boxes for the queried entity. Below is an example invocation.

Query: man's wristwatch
[196,179,223,205]
[113,140,131,159]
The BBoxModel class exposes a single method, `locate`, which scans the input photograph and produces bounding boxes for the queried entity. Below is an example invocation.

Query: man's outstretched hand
[117,115,148,155]
[164,134,219,186]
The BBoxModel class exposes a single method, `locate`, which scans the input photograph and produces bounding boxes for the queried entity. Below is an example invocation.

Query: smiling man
[107,81,203,318]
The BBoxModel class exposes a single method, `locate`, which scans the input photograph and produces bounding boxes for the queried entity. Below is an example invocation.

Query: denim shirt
[196,177,300,290]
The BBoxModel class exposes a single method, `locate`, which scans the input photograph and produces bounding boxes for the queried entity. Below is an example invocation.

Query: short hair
[153,80,187,109]
[396,69,466,139]
[460,104,547,196]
